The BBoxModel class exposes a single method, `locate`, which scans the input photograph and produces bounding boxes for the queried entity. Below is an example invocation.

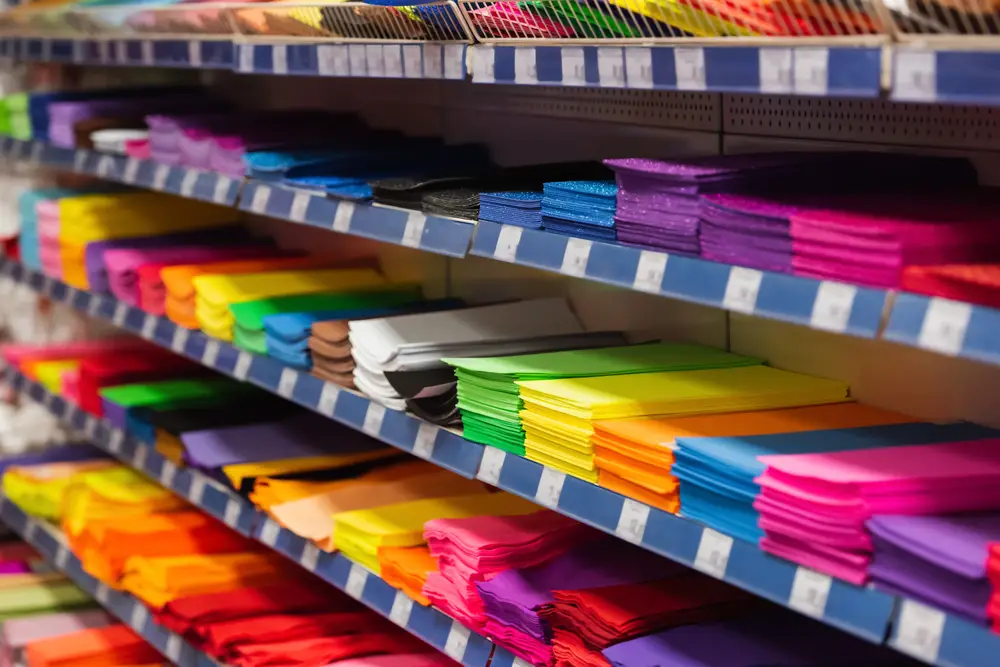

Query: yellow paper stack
[60,466,187,537]
[2,460,117,519]
[517,365,851,484]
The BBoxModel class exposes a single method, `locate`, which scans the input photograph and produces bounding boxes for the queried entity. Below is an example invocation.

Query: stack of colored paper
[518,365,850,484]
[479,192,543,229]
[447,342,757,456]
[1,609,114,664]
[379,546,439,606]
[755,437,1000,584]
[2,460,117,520]
[540,181,618,241]
[902,263,1000,310]
[60,465,189,536]
[868,513,1000,625]
[25,624,164,666]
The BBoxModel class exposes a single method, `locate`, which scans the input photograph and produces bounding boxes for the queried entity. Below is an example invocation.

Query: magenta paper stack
[422,511,598,632]
[754,438,1000,585]
[790,191,1000,288]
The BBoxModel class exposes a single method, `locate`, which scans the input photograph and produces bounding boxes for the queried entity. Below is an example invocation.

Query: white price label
[272,44,288,74]
[95,583,110,604]
[810,282,857,332]
[112,303,128,326]
[793,47,829,96]
[140,314,157,340]
[366,44,385,77]
[23,521,37,543]
[141,40,154,65]
[213,176,231,204]
[632,250,668,293]
[171,326,190,353]
[476,447,506,485]
[615,498,650,544]
[165,635,182,662]
[345,564,368,599]
[561,47,586,86]
[289,191,311,223]
[179,170,198,197]
[87,296,102,317]
[403,45,422,78]
[152,164,170,190]
[233,352,252,380]
[300,543,320,571]
[894,50,936,102]
[223,499,241,527]
[389,591,414,626]
[893,599,945,662]
[277,368,298,398]
[85,417,98,438]
[384,45,403,78]
[202,340,220,367]
[259,519,280,546]
[159,461,177,488]
[97,40,109,62]
[918,298,971,356]
[188,41,202,67]
[788,567,832,618]
[132,445,148,471]
[362,402,386,436]
[675,47,707,91]
[116,40,129,64]
[74,150,87,172]
[108,429,124,454]
[239,44,254,72]
[444,622,470,660]
[55,546,69,569]
[473,46,495,83]
[251,185,271,214]
[694,527,733,579]
[625,47,653,89]
[317,44,350,76]
[317,383,340,416]
[759,47,793,93]
[333,202,355,232]
[348,45,367,76]
[122,158,140,183]
[534,467,565,509]
[188,476,206,504]
[560,238,592,277]
[514,47,537,84]
[413,422,439,460]
[722,266,762,314]
[130,603,149,630]
[597,47,625,87]
[444,44,464,79]
[493,225,523,262]
[423,44,443,78]
[402,212,427,248]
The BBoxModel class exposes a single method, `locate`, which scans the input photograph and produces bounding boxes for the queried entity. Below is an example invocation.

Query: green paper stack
[444,342,762,455]
[230,286,424,354]
[0,580,94,621]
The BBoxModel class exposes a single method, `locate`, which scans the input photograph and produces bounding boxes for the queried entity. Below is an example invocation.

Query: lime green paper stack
[230,286,424,354]
[0,579,94,620]
[444,342,762,456]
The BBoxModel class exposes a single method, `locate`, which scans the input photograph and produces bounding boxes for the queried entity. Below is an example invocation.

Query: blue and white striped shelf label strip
[471,221,887,337]
[240,181,475,258]
[8,37,234,68]
[882,293,1000,366]
[235,42,468,79]
[0,257,485,480]
[469,45,882,96]
[0,499,222,667]
[889,596,1000,667]
[891,49,1000,105]
[252,518,496,667]
[475,447,895,644]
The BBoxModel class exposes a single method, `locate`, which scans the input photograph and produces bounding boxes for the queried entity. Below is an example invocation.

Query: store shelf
[881,293,1000,366]
[0,495,224,667]
[891,48,1000,105]
[0,365,503,667]
[234,42,468,79]
[0,36,235,69]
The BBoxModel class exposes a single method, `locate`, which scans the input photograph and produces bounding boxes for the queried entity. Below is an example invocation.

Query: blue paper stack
[479,192,544,229]
[541,180,618,241]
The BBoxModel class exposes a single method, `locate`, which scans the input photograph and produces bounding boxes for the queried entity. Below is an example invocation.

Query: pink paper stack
[422,511,598,633]
[754,438,1000,585]
[37,200,63,278]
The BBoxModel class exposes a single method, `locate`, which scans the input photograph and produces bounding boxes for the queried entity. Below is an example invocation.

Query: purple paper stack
[699,194,805,273]
[47,96,207,149]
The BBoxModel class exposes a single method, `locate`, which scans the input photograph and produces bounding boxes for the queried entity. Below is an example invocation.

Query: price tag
[443,622,470,660]
[239,44,254,72]
[389,591,414,626]
[130,603,149,630]
[251,185,271,214]
[560,238,592,277]
[333,202,355,232]
[171,326,190,353]
[259,519,280,546]
[810,282,856,332]
[271,44,288,74]
[140,314,157,340]
[597,47,625,87]
[289,191,311,223]
[675,47,706,91]
[893,599,945,662]
[793,47,829,96]
[188,41,202,67]
[74,150,87,172]
[345,564,368,599]
[97,40,109,62]
[384,45,403,77]
[233,352,252,380]
[112,303,128,327]
[152,164,170,190]
[476,447,506,485]
[632,250,667,293]
[160,461,177,488]
[402,45,422,78]
[141,40,154,65]
[213,176,231,204]
[300,543,320,571]
[402,212,427,248]
[514,47,537,84]
[493,225,522,262]
[165,635,182,662]
[722,266,762,314]
[918,298,971,356]
[444,44,464,79]
[188,476,206,504]
[122,158,140,183]
[366,44,385,77]
[759,47,793,93]
[95,583,110,604]
[55,546,69,569]
[348,45,367,76]
[413,422,438,460]
[320,45,350,76]
[615,498,650,544]
[202,340,220,366]
[277,368,298,398]
[473,46,495,83]
[132,445,148,471]
[179,170,198,197]
[223,499,241,527]
[108,429,124,454]
[694,527,733,579]
[534,467,565,509]
[362,402,386,436]
[317,383,340,416]
[894,50,936,101]
[29,142,42,166]
[788,567,832,618]
[424,44,443,78]
[23,521,37,543]
[625,47,653,89]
